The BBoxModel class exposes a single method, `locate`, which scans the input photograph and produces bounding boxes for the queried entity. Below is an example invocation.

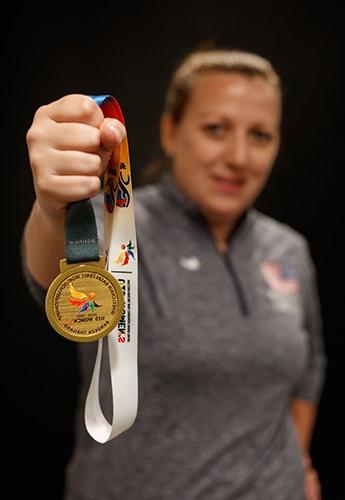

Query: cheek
[177,132,218,168]
[249,150,276,181]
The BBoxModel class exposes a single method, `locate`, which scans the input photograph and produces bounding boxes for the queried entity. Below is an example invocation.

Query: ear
[160,112,177,158]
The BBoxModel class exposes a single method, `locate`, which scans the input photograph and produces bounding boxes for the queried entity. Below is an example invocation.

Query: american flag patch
[261,262,299,294]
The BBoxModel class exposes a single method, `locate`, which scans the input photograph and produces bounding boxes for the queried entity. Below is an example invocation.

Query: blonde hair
[141,47,282,184]
[164,48,281,123]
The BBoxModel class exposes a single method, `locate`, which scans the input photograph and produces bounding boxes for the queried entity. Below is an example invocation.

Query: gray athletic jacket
[23,174,326,500]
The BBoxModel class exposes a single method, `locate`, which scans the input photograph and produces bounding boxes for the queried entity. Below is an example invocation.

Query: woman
[23,48,326,499]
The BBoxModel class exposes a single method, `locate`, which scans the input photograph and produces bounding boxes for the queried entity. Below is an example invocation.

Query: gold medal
[45,257,124,342]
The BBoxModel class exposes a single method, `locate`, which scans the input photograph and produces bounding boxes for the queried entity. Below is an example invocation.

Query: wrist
[34,199,66,228]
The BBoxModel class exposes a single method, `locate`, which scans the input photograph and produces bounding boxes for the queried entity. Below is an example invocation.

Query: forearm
[23,200,66,289]
[291,397,317,455]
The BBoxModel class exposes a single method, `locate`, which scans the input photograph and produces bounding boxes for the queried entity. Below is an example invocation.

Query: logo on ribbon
[116,163,131,208]
[115,241,135,266]
[104,164,117,213]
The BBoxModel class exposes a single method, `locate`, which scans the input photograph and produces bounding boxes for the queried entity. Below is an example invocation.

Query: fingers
[43,94,105,127]
[26,94,127,217]
[28,98,126,158]
[39,95,126,152]
[36,175,102,205]
[40,122,103,152]
[43,150,104,176]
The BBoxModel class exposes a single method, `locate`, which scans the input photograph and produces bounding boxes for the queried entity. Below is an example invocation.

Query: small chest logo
[261,261,301,314]
[179,255,201,271]
[261,261,299,293]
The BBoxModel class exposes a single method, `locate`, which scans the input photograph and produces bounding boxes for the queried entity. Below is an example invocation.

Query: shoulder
[134,182,167,210]
[133,182,174,227]
[249,210,318,287]
[250,209,309,255]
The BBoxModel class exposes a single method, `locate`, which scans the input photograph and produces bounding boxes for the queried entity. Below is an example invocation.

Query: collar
[158,172,256,245]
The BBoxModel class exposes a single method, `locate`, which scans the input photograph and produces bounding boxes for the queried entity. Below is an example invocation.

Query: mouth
[211,175,245,194]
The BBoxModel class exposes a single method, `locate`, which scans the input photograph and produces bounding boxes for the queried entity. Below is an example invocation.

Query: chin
[201,200,245,222]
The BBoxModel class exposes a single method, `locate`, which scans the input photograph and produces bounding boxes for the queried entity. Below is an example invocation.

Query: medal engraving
[45,258,124,342]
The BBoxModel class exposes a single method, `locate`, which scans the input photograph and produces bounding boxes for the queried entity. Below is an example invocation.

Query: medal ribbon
[64,198,99,263]
[84,95,138,442]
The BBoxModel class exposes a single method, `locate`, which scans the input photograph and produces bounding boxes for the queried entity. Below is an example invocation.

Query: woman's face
[161,71,281,225]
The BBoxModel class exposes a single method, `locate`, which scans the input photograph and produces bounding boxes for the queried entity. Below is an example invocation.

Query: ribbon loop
[84,95,138,442]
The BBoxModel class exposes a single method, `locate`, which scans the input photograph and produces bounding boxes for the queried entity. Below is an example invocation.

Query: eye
[250,129,273,144]
[202,123,226,137]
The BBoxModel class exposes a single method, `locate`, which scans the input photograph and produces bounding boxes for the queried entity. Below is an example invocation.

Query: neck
[203,211,247,253]
[206,219,236,253]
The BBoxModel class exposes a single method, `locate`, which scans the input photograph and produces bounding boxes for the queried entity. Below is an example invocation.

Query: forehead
[185,71,281,124]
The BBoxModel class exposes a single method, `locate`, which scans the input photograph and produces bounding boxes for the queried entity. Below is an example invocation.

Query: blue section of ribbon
[91,95,111,106]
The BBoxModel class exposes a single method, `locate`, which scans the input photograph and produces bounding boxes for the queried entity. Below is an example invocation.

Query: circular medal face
[45,263,124,342]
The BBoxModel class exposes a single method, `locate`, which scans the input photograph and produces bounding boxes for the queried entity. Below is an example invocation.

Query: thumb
[100,118,127,152]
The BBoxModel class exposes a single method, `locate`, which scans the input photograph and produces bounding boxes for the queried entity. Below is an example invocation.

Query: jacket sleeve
[20,236,47,309]
[20,193,104,310]
[292,239,327,405]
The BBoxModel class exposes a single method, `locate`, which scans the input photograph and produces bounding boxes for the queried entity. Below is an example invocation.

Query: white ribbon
[84,100,138,442]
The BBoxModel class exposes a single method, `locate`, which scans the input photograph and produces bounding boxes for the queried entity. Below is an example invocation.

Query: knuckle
[35,176,53,197]
[33,103,49,121]
[26,124,45,147]
[88,176,101,195]
[75,95,99,122]
[28,150,41,171]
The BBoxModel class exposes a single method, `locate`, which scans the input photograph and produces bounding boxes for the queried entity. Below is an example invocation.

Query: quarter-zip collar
[159,172,252,316]
[159,172,256,254]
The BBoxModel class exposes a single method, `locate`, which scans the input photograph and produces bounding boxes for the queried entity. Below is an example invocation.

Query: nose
[224,131,248,169]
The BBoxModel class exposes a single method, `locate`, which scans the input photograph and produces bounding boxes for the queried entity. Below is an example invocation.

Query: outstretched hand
[26,94,126,220]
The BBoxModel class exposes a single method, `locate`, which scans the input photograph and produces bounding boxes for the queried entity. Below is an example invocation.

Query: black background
[5,2,344,499]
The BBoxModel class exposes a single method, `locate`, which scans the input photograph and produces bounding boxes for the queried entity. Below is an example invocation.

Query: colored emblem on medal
[68,283,100,312]
[45,259,124,342]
